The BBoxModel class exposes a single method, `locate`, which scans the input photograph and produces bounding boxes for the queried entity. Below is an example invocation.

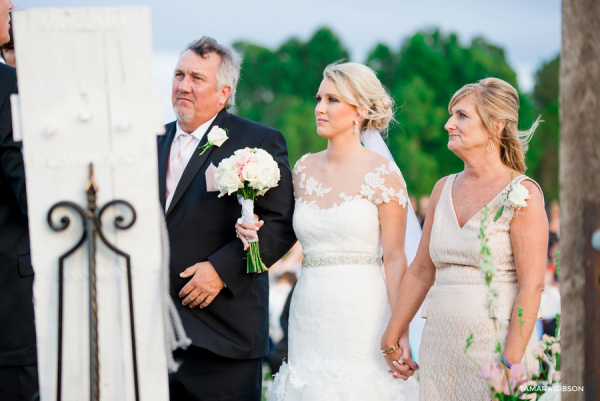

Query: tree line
[233,28,559,200]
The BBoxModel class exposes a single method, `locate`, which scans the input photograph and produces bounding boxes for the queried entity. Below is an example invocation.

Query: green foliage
[233,27,559,199]
[530,55,560,201]
[233,28,347,166]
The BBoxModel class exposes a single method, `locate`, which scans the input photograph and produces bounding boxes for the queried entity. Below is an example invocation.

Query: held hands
[179,261,224,309]
[235,213,264,251]
[382,333,419,380]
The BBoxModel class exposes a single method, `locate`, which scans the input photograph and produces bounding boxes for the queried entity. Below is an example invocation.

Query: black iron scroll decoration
[49,164,140,401]
[47,201,86,401]
[96,200,139,401]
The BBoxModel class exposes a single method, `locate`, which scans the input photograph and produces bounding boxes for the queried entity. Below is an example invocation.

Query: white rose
[260,163,281,190]
[218,155,235,171]
[242,162,261,185]
[255,149,275,165]
[506,182,530,208]
[270,169,281,188]
[217,170,242,197]
[207,126,228,147]
[255,164,273,185]
[254,148,268,157]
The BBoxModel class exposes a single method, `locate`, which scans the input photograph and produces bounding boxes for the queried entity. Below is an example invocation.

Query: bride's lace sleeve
[361,161,408,208]
[292,153,311,201]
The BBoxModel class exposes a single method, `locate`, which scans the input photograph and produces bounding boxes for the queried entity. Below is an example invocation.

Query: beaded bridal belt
[302,255,382,268]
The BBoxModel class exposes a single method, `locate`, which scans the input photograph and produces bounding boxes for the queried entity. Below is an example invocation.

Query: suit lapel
[158,122,177,212]
[165,109,231,217]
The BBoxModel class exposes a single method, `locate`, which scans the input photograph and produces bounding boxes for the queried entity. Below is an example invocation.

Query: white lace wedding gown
[269,153,419,401]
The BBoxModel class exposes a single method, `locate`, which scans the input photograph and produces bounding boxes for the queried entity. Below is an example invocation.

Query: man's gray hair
[182,36,242,109]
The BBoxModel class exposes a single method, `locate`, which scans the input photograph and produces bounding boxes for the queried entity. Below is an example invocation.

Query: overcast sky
[12,0,561,122]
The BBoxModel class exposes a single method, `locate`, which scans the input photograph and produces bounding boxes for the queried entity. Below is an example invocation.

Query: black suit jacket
[0,63,37,367]
[157,109,296,360]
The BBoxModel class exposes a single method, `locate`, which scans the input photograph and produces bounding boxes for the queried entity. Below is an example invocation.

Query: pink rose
[476,363,505,394]
[235,166,244,179]
[505,363,530,394]
[236,152,251,166]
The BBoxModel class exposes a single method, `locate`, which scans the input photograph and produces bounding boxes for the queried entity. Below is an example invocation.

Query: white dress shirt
[165,114,218,211]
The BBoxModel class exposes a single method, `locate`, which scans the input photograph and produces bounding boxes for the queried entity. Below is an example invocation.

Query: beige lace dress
[419,173,541,401]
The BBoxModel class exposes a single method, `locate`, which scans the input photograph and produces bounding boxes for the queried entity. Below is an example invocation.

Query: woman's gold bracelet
[380,342,399,356]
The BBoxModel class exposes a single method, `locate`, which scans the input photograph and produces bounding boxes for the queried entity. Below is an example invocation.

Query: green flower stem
[199,142,212,156]
[247,242,268,273]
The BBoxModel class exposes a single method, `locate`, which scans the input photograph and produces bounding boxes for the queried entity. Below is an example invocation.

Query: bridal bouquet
[215,147,281,273]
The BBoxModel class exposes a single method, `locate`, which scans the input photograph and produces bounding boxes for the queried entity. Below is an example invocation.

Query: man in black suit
[0,1,40,400]
[158,36,296,401]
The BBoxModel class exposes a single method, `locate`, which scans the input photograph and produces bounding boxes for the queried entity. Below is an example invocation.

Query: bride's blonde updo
[448,78,541,174]
[323,62,395,134]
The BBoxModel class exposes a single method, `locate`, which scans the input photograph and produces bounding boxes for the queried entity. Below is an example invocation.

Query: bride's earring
[354,120,359,135]
[487,139,495,153]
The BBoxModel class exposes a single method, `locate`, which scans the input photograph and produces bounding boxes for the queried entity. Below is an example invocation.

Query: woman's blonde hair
[448,78,541,174]
[323,61,395,135]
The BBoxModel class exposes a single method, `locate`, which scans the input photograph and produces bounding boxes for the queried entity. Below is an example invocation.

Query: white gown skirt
[268,263,419,401]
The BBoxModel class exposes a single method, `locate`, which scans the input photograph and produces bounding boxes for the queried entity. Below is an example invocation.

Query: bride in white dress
[236,62,420,401]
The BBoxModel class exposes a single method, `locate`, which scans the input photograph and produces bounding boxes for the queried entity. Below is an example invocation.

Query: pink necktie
[166,133,195,210]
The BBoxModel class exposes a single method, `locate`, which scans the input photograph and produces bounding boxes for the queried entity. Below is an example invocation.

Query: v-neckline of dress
[449,173,524,230]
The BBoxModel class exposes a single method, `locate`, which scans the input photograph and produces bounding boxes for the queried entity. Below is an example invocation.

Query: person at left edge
[157,36,296,401]
[0,1,40,400]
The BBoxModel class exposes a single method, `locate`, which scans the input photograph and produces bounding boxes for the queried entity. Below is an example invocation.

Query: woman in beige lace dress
[380,78,548,400]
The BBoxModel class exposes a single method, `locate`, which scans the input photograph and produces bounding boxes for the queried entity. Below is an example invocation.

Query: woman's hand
[384,333,419,380]
[396,333,419,376]
[381,331,418,380]
[384,348,407,380]
[235,214,264,250]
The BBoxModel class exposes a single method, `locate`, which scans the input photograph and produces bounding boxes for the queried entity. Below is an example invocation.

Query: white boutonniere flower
[505,182,530,208]
[494,177,531,222]
[199,126,229,155]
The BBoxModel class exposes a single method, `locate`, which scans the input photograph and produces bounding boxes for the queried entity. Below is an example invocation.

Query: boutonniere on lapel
[199,126,229,156]
[494,174,530,222]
